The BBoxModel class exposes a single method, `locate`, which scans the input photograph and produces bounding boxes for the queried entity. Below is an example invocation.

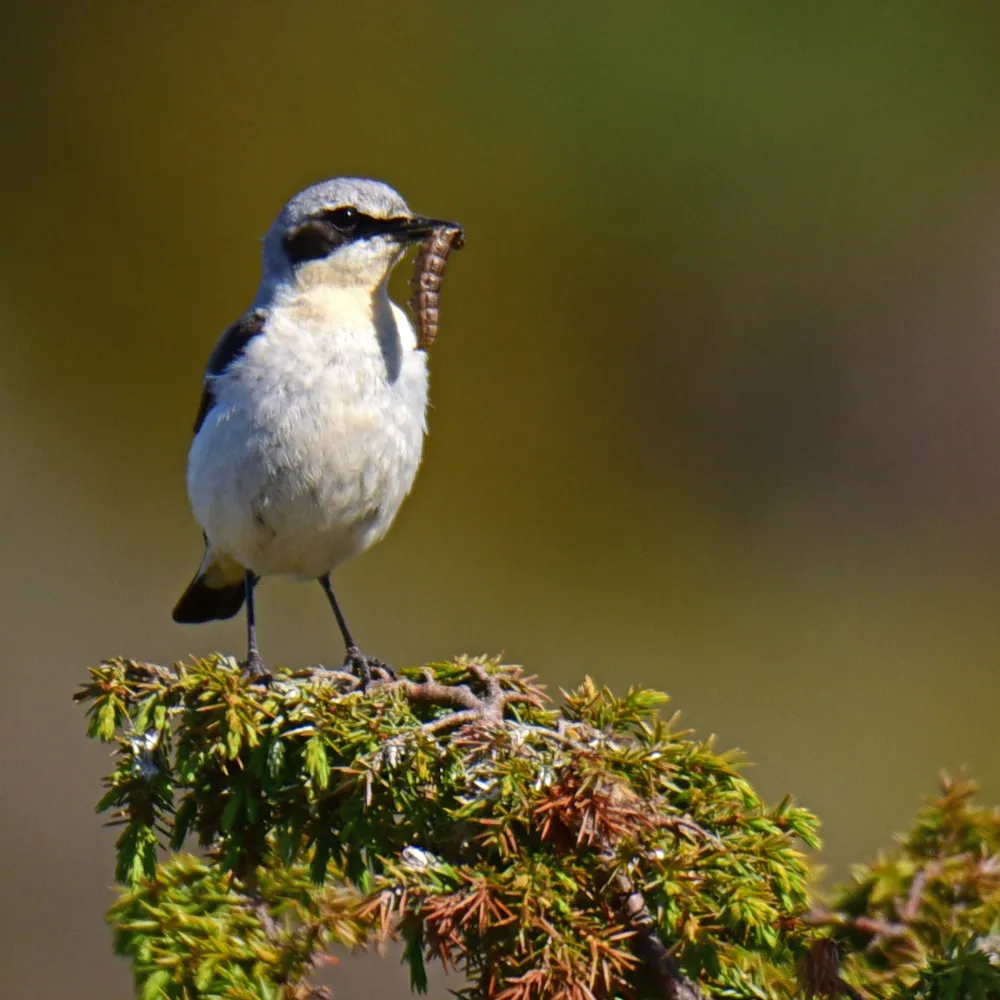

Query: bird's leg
[242,571,270,682]
[318,574,393,685]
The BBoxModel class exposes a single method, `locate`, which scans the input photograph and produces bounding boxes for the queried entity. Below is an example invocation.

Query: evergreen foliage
[813,775,1000,999]
[76,655,1000,999]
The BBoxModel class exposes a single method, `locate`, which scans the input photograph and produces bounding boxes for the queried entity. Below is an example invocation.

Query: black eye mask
[282,208,418,264]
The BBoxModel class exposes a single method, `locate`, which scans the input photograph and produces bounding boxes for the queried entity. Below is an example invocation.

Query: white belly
[187,306,428,580]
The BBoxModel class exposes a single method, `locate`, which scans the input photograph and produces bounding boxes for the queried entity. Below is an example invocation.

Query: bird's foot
[241,650,272,685]
[343,645,395,688]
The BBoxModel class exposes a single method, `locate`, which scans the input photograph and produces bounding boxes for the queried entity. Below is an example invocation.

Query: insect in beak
[408,224,465,350]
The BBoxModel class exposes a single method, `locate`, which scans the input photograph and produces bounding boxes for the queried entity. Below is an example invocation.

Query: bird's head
[260,177,458,294]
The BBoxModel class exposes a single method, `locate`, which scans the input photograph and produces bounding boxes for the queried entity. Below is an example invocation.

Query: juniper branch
[611,871,710,1000]
[77,656,1000,1000]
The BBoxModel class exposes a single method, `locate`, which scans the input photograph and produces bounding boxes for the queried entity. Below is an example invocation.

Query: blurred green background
[3,3,1000,996]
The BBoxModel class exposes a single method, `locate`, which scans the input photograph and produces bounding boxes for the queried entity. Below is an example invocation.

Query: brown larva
[409,224,465,350]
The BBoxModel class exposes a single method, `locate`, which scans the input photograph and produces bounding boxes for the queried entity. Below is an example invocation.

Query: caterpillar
[409,224,465,350]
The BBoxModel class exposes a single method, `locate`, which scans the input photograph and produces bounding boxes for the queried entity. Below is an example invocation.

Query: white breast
[187,286,429,580]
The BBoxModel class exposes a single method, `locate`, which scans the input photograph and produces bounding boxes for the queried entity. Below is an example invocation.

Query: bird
[172,177,462,681]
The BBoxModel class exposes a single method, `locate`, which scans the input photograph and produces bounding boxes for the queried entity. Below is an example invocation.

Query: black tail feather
[172,576,245,623]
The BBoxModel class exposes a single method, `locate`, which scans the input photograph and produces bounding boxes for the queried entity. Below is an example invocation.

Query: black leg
[242,571,269,681]
[319,573,356,650]
[318,574,392,685]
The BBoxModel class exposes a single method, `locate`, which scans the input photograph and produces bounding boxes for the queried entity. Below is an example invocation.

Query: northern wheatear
[172,177,462,680]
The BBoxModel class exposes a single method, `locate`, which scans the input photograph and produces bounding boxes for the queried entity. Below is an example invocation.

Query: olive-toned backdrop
[3,4,1000,996]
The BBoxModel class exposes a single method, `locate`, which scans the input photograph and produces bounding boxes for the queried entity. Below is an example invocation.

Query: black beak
[389,216,463,244]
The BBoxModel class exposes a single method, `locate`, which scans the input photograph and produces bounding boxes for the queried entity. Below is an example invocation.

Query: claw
[342,646,394,688]
[241,651,272,686]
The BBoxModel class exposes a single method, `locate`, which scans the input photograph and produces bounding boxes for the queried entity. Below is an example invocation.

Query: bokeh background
[3,3,1000,996]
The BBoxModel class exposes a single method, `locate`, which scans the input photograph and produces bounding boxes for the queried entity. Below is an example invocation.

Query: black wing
[192,309,268,435]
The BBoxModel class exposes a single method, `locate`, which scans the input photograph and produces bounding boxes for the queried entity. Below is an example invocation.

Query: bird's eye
[325,207,359,232]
